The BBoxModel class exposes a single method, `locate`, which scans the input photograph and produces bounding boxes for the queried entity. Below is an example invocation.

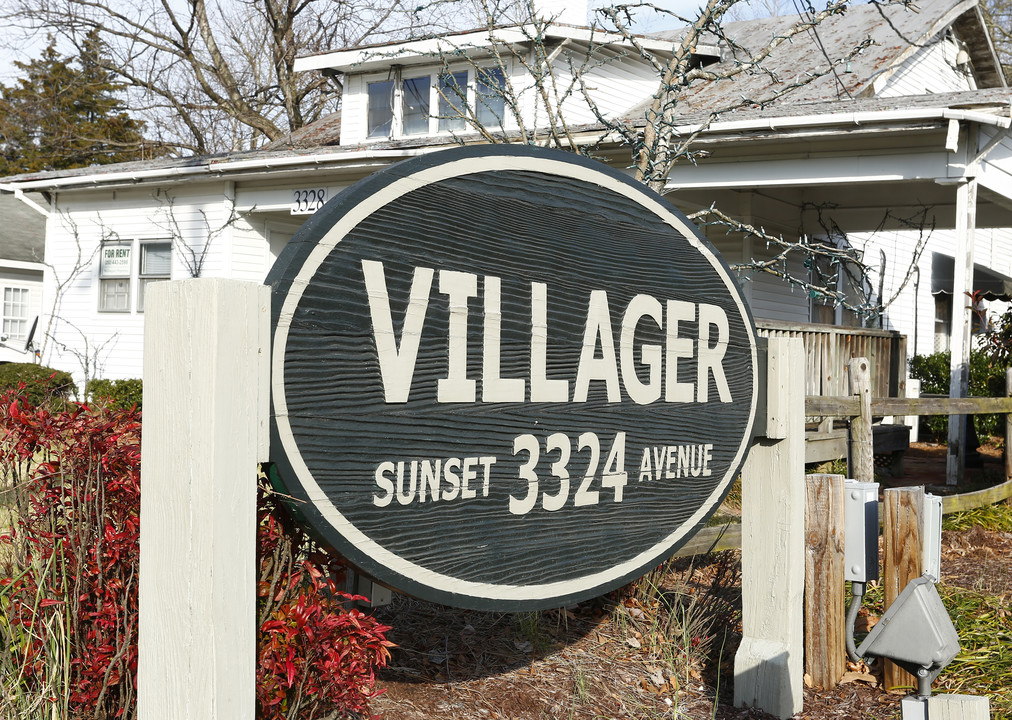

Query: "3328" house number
[291,187,328,215]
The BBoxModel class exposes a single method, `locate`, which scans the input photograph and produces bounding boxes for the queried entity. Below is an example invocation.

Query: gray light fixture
[857,576,960,697]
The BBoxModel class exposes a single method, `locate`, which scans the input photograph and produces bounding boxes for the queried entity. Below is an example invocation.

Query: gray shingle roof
[0,193,45,264]
[632,0,1004,121]
[0,0,1006,189]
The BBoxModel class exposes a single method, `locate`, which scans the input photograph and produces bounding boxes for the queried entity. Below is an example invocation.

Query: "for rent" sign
[267,145,759,610]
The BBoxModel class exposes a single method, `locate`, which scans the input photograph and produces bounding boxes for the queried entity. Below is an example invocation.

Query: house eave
[294,24,677,75]
[3,105,1009,194]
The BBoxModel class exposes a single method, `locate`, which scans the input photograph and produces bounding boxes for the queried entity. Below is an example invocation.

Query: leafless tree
[414,0,925,320]
[979,0,1012,81]
[150,189,245,278]
[0,0,479,154]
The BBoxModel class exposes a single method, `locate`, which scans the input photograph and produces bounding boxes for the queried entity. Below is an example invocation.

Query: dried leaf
[840,671,878,686]
[626,636,642,649]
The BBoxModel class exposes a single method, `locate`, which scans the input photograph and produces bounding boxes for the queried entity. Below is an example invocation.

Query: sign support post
[734,336,806,719]
[139,279,269,719]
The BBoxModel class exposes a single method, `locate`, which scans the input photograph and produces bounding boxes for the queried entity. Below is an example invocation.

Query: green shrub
[908,350,1003,440]
[0,363,76,408]
[87,378,143,410]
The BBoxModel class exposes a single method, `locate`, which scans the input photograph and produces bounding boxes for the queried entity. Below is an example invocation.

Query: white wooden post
[926,694,991,720]
[947,176,977,485]
[139,279,270,720]
[734,337,806,719]
[906,378,921,444]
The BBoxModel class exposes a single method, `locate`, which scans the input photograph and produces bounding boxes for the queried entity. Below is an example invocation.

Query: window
[437,71,468,132]
[367,80,394,138]
[98,239,171,313]
[138,242,172,311]
[99,242,132,312]
[401,76,430,135]
[2,287,29,341]
[476,67,507,127]
[364,66,508,140]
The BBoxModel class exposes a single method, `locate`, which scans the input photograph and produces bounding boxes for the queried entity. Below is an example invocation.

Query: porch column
[947,176,977,485]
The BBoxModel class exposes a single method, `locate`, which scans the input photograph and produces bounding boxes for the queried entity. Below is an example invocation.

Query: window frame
[2,286,31,342]
[98,241,134,313]
[137,240,173,313]
[97,238,173,314]
[363,62,511,141]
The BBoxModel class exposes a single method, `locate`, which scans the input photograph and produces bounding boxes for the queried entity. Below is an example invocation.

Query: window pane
[367,81,394,138]
[141,242,172,276]
[100,243,132,278]
[402,77,430,135]
[438,71,468,132]
[476,67,506,127]
[100,278,130,312]
[2,287,29,341]
[138,278,165,312]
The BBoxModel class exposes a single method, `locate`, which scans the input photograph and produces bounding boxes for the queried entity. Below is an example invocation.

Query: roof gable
[643,0,1003,117]
[0,194,45,264]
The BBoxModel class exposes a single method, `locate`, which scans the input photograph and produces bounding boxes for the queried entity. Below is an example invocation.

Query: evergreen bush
[88,378,143,410]
[0,363,76,407]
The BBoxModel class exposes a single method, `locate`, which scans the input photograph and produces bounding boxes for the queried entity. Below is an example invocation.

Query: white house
[1,0,1010,422]
[0,190,46,363]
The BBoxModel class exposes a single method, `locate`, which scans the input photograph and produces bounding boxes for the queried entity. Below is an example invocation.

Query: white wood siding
[854,225,1012,359]
[339,44,659,144]
[877,31,975,97]
[547,43,660,126]
[979,129,1012,203]
[341,74,366,145]
[41,183,241,389]
[0,266,44,364]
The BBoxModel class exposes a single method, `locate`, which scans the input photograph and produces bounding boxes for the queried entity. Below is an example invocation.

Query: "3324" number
[508,431,628,515]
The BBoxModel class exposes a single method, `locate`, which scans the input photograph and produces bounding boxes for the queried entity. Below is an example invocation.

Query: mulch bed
[366,445,1010,720]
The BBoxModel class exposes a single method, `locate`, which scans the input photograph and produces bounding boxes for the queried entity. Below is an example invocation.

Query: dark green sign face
[267,145,758,610]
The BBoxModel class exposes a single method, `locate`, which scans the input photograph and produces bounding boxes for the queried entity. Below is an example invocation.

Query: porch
[756,320,910,467]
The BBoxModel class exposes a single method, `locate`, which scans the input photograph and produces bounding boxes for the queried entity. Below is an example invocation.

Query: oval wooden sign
[267,145,759,610]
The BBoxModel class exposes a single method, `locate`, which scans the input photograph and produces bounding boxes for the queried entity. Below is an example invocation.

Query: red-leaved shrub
[256,484,393,719]
[0,389,392,719]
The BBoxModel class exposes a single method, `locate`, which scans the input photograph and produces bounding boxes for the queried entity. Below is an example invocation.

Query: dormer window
[365,65,509,140]
[476,68,507,127]
[437,71,468,132]
[367,80,394,137]
[402,76,430,134]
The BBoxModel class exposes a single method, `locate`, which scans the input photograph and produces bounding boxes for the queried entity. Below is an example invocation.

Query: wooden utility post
[883,486,925,692]
[1006,368,1012,481]
[138,280,269,720]
[804,474,846,689]
[734,337,805,719]
[848,358,873,484]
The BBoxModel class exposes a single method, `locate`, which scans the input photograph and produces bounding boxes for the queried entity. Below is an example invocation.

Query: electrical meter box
[922,493,942,582]
[844,479,879,583]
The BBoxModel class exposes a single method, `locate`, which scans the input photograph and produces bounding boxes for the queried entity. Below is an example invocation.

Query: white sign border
[272,152,759,602]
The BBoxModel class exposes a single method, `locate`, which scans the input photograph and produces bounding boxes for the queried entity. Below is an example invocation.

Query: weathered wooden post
[883,486,925,692]
[1006,368,1012,481]
[138,279,269,719]
[848,357,874,484]
[734,336,805,719]
[804,473,846,689]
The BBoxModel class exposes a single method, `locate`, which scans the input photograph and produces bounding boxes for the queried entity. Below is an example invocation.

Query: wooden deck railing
[756,320,906,399]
